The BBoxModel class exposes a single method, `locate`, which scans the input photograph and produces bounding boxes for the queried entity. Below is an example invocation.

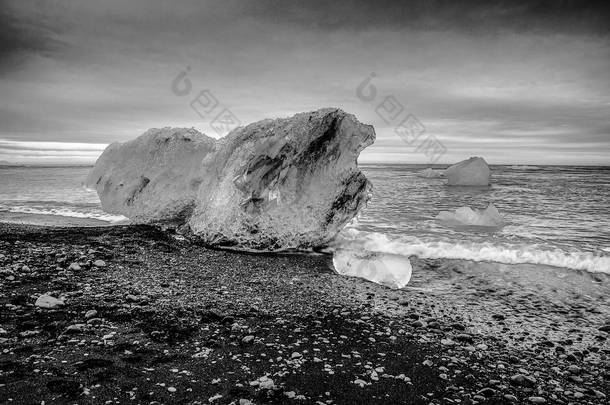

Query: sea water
[0,166,125,224]
[1,164,609,275]
[338,164,610,275]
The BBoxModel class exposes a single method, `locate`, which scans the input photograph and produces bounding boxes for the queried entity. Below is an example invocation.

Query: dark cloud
[239,0,610,34]
[0,0,608,164]
[0,0,65,71]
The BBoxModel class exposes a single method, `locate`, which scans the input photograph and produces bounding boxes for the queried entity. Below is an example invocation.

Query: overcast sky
[1,0,609,165]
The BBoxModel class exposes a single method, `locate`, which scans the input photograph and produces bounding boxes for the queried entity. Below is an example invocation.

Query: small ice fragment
[417,168,444,178]
[436,203,504,227]
[333,250,412,289]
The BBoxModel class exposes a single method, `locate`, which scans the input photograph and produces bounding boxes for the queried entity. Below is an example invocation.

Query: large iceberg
[445,157,491,186]
[86,108,375,250]
[436,203,504,227]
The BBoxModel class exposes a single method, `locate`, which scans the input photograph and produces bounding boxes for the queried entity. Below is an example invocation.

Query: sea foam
[337,229,610,274]
[0,205,127,223]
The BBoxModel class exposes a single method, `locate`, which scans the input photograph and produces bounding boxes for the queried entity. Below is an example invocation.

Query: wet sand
[0,223,608,404]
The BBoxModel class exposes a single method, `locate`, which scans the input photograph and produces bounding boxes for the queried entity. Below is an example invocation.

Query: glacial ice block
[86,108,375,250]
[445,157,491,186]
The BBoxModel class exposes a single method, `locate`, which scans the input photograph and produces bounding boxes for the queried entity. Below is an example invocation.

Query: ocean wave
[0,199,100,207]
[337,230,610,274]
[0,205,127,223]
[506,165,541,170]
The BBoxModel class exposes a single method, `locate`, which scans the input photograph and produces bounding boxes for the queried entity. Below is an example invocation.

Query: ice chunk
[86,128,215,225]
[445,157,491,186]
[87,108,375,250]
[332,249,412,288]
[417,168,444,178]
[436,203,504,227]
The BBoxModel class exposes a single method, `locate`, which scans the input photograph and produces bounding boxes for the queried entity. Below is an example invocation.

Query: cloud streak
[0,140,107,164]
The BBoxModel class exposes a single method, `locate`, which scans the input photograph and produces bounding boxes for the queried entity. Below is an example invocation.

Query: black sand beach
[0,223,608,404]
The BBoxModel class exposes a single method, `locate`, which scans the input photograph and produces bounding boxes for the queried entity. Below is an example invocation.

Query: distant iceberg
[417,168,444,178]
[445,157,491,186]
[333,249,412,289]
[436,203,504,227]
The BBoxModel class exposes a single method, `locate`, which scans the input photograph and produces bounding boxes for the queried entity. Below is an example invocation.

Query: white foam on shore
[338,230,610,274]
[0,206,127,223]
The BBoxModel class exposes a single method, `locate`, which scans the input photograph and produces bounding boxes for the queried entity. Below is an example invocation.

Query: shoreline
[0,212,119,227]
[0,223,608,404]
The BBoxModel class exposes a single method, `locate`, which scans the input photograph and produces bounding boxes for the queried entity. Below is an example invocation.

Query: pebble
[566,365,581,374]
[208,394,222,402]
[68,262,81,271]
[477,388,495,397]
[85,310,98,319]
[257,376,275,390]
[454,333,473,343]
[93,259,106,267]
[65,324,86,334]
[510,374,536,387]
[35,294,64,309]
[569,375,583,383]
[242,335,255,344]
[528,397,546,404]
